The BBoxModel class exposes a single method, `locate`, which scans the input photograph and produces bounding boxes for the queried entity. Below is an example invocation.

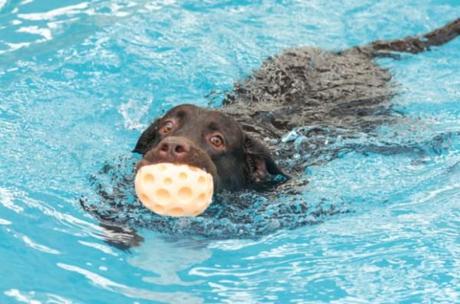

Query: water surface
[1,0,459,303]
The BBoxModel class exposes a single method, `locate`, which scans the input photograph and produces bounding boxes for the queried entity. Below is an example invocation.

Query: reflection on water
[129,234,211,286]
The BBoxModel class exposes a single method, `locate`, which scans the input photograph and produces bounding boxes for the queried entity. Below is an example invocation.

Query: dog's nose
[157,137,190,160]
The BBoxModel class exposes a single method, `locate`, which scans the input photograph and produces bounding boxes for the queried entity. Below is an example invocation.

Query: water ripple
[57,262,203,303]
[1,0,459,303]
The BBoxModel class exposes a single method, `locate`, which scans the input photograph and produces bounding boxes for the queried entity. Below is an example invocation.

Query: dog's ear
[132,120,160,154]
[244,134,288,184]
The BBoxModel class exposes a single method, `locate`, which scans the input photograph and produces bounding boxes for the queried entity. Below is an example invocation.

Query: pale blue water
[1,0,460,303]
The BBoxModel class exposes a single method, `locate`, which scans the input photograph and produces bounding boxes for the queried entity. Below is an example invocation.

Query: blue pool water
[1,0,460,303]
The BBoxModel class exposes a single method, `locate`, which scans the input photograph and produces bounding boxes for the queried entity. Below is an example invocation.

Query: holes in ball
[169,207,185,216]
[158,164,167,171]
[179,172,188,180]
[143,173,155,184]
[139,193,151,204]
[197,176,206,184]
[197,192,208,204]
[153,204,165,213]
[188,166,198,172]
[178,187,192,199]
[155,188,171,202]
[163,177,173,185]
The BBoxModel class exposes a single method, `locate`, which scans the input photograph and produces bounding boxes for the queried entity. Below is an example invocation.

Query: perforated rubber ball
[135,163,214,217]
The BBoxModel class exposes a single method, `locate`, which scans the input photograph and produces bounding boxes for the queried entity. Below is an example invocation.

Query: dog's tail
[355,18,460,57]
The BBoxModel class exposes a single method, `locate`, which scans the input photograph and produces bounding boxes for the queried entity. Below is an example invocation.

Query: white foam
[18,2,89,21]
[17,25,52,40]
[118,98,152,130]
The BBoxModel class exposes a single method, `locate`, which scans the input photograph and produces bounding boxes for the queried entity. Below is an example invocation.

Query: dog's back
[223,47,393,138]
[221,18,459,166]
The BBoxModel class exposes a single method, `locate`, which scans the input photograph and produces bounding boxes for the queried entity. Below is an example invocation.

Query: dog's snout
[137,135,218,184]
[157,138,190,159]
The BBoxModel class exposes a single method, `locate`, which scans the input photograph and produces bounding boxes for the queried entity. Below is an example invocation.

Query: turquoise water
[1,0,460,303]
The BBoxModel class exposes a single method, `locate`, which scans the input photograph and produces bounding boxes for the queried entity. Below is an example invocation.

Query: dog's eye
[160,121,175,135]
[209,135,224,148]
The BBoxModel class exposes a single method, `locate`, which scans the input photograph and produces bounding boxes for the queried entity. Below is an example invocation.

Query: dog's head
[133,104,286,191]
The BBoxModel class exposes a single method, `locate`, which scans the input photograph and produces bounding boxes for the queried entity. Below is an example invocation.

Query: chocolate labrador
[82,19,459,247]
[133,19,460,192]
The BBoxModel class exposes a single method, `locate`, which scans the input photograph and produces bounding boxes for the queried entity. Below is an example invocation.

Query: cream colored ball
[135,163,214,217]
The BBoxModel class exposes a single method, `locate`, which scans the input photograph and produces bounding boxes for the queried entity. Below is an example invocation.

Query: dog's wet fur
[82,19,460,248]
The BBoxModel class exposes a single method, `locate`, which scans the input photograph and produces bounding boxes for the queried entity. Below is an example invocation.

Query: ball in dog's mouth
[135,163,214,217]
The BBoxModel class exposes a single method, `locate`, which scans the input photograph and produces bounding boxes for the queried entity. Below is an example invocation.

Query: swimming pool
[1,0,459,302]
